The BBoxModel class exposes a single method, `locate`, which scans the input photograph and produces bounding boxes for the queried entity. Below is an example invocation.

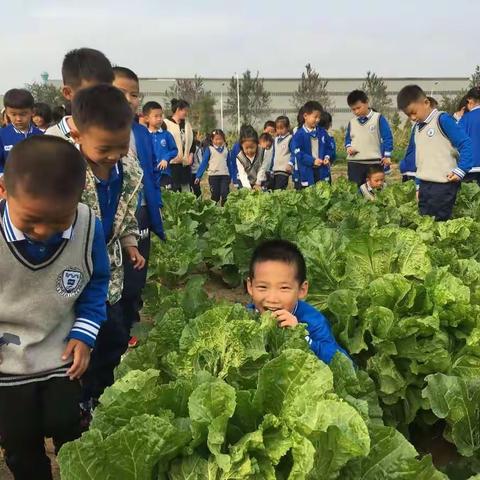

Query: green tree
[291,63,332,110]
[439,64,480,114]
[25,81,64,106]
[191,95,216,135]
[226,70,271,127]
[361,71,392,116]
[469,65,480,88]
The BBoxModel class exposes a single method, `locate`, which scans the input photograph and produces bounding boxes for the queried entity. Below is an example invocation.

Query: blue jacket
[459,107,480,173]
[291,126,332,186]
[399,126,416,176]
[132,122,165,239]
[228,142,242,185]
[150,129,178,180]
[0,124,43,173]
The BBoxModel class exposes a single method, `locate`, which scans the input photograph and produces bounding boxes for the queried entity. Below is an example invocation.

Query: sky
[1,0,479,92]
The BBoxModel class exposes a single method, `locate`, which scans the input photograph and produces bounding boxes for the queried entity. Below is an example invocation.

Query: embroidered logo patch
[369,124,376,132]
[160,139,167,147]
[56,268,83,297]
[4,145,12,152]
[427,128,435,137]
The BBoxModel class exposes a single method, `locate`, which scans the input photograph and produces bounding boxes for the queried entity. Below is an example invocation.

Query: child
[459,87,480,184]
[0,136,109,480]
[142,101,178,189]
[0,89,43,173]
[270,115,293,190]
[51,105,66,124]
[397,84,473,221]
[70,84,145,413]
[32,102,53,132]
[195,129,231,205]
[263,120,276,137]
[46,48,113,142]
[319,111,336,182]
[345,90,393,186]
[247,239,348,364]
[291,101,331,188]
[228,124,250,187]
[359,164,386,200]
[235,126,267,189]
[191,130,203,198]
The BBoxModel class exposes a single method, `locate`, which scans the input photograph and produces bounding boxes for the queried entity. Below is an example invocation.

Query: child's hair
[466,87,480,103]
[397,85,426,111]
[426,96,438,109]
[249,239,307,284]
[457,95,469,112]
[5,136,86,201]
[303,100,323,115]
[240,125,259,145]
[259,132,273,145]
[72,84,133,132]
[3,89,35,109]
[142,101,162,115]
[112,66,139,84]
[296,106,305,128]
[52,105,66,123]
[62,48,114,88]
[171,98,190,113]
[263,120,275,130]
[319,111,332,129]
[367,164,385,178]
[210,129,226,143]
[347,90,369,106]
[275,115,290,129]
[33,102,52,124]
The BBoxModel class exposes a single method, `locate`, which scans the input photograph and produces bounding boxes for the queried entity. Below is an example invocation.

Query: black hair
[5,135,86,200]
[210,129,226,143]
[275,115,290,129]
[171,98,190,113]
[319,111,332,129]
[303,100,323,115]
[249,239,307,284]
[466,87,480,103]
[296,106,305,128]
[239,125,259,145]
[259,132,273,145]
[426,96,438,109]
[367,164,385,178]
[33,102,52,124]
[457,95,469,112]
[3,89,34,110]
[397,85,426,111]
[112,66,139,84]
[72,84,133,132]
[143,101,163,115]
[62,48,113,88]
[52,105,66,123]
[263,120,275,130]
[347,90,369,106]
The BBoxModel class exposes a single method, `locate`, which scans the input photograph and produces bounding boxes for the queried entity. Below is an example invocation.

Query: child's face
[6,107,33,131]
[275,123,289,137]
[174,107,188,120]
[259,139,272,150]
[368,172,385,189]
[146,109,164,130]
[113,76,141,114]
[247,260,308,314]
[0,181,78,242]
[402,98,431,123]
[264,126,276,137]
[32,115,47,129]
[73,125,131,168]
[303,110,321,129]
[242,139,258,158]
[350,101,370,117]
[212,134,224,148]
[62,79,102,102]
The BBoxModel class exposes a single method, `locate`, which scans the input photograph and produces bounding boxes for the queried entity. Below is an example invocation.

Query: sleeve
[196,147,211,179]
[166,132,178,161]
[291,131,315,167]
[345,122,352,148]
[439,113,474,177]
[229,148,239,184]
[330,136,337,162]
[0,134,5,175]
[256,150,273,185]
[379,115,394,157]
[400,127,416,173]
[320,129,330,160]
[236,158,251,189]
[70,218,109,347]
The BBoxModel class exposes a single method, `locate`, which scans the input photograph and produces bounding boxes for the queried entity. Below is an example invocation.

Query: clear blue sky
[1,0,478,91]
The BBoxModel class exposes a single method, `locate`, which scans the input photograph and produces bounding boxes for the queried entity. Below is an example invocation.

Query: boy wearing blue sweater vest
[459,87,480,185]
[0,89,43,173]
[0,136,109,480]
[397,85,474,221]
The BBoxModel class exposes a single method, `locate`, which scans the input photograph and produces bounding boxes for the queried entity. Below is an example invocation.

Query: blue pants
[418,180,460,221]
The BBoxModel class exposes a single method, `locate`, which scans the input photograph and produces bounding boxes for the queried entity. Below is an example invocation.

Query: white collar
[422,109,438,125]
[470,105,480,112]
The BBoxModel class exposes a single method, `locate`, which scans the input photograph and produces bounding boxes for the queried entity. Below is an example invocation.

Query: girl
[164,99,195,192]
[32,102,52,132]
[271,115,293,190]
[195,129,231,205]
[191,130,203,198]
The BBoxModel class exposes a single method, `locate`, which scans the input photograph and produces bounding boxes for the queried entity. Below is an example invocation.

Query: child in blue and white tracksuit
[459,87,480,184]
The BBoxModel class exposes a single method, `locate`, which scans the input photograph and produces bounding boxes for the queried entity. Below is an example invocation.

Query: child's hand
[194,178,201,185]
[314,158,322,167]
[62,339,91,380]
[125,246,146,270]
[347,147,358,156]
[187,154,194,166]
[254,184,262,191]
[286,164,293,174]
[272,309,299,328]
[322,158,330,166]
[447,172,461,182]
[381,157,392,166]
[158,160,168,170]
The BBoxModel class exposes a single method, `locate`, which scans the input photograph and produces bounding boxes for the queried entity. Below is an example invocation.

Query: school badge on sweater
[56,267,84,297]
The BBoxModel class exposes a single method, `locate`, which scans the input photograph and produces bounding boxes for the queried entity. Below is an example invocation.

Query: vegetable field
[59,179,480,479]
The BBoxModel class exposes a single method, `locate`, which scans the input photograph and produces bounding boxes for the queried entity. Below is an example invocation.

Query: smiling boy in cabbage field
[247,239,348,363]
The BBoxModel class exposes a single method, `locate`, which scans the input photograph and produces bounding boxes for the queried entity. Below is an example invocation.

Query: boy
[142,101,178,189]
[291,101,331,188]
[459,87,480,184]
[270,116,293,190]
[46,48,113,142]
[345,90,393,186]
[263,120,276,137]
[70,84,145,412]
[247,239,347,364]
[397,85,473,221]
[359,164,385,201]
[0,136,109,480]
[0,89,43,173]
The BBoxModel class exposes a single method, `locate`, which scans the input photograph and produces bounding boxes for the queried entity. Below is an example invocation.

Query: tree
[291,63,332,110]
[25,81,64,106]
[361,71,392,115]
[165,75,208,106]
[191,95,216,135]
[469,65,480,88]
[226,70,271,127]
[439,64,480,114]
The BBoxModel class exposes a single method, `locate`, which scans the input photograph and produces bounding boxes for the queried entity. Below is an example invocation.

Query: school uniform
[235,147,266,189]
[45,116,74,143]
[228,142,242,185]
[400,126,416,182]
[413,109,473,221]
[0,123,43,173]
[459,106,480,184]
[345,110,393,186]
[270,133,293,189]
[190,144,203,198]
[0,201,109,480]
[196,145,231,204]
[359,181,384,201]
[149,128,178,188]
